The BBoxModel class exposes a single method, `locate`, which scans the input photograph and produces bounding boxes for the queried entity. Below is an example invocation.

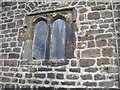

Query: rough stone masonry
[0,0,120,90]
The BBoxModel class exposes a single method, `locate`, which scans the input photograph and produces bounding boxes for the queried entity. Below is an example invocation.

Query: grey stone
[61,82,75,85]
[94,74,105,80]
[7,11,13,16]
[13,48,21,52]
[55,67,66,72]
[2,43,8,48]
[85,67,98,72]
[8,53,19,59]
[15,73,22,78]
[91,5,106,11]
[83,82,97,87]
[56,74,64,79]
[38,68,52,71]
[51,81,59,85]
[8,23,15,29]
[15,14,25,19]
[81,49,100,58]
[79,14,84,21]
[88,41,95,48]
[66,74,79,80]
[28,79,42,84]
[71,60,76,66]
[81,74,92,80]
[47,73,55,79]
[95,34,112,40]
[34,73,45,78]
[79,59,95,67]
[99,81,114,87]
[88,12,100,20]
[101,11,112,18]
[4,60,18,66]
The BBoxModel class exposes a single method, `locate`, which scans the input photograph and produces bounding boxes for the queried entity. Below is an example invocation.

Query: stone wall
[0,0,120,89]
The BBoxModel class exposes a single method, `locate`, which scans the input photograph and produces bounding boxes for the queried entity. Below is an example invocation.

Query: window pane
[33,21,48,59]
[50,19,66,59]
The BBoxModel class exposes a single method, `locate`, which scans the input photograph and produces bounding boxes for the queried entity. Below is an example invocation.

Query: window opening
[33,20,48,59]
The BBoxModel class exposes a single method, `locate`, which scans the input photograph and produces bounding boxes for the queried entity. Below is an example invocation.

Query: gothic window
[24,9,76,61]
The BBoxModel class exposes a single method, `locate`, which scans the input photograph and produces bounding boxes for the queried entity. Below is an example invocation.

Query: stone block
[99,24,109,28]
[3,73,14,77]
[79,14,84,21]
[4,48,12,53]
[28,79,42,84]
[2,77,11,82]
[7,11,13,16]
[10,42,16,47]
[71,60,77,66]
[51,81,59,85]
[17,20,23,27]
[107,67,118,73]
[79,8,88,13]
[47,73,55,79]
[78,42,86,49]
[81,49,100,58]
[2,67,9,71]
[29,2,35,9]
[55,67,66,72]
[13,48,21,52]
[88,12,100,20]
[101,11,112,18]
[44,80,49,84]
[78,35,94,41]
[2,24,6,30]
[91,5,106,11]
[61,82,75,85]
[96,39,107,47]
[85,67,98,72]
[19,79,25,84]
[102,48,114,57]
[95,34,112,40]
[88,41,95,48]
[66,74,79,80]
[69,68,80,73]
[79,59,95,67]
[2,43,8,48]
[15,73,22,78]
[34,73,45,78]
[8,23,15,29]
[97,58,110,66]
[99,81,114,87]
[18,4,25,9]
[29,68,37,72]
[83,82,97,87]
[25,73,32,78]
[11,78,18,82]
[81,74,92,80]
[94,74,105,80]
[56,74,64,79]
[15,14,25,19]
[8,53,19,59]
[4,60,18,66]
[10,68,18,72]
[38,68,52,71]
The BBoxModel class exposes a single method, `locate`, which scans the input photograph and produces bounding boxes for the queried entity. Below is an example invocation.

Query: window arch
[33,20,48,59]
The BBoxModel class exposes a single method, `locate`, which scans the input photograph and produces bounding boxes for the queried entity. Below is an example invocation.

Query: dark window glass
[33,21,48,59]
[50,19,66,59]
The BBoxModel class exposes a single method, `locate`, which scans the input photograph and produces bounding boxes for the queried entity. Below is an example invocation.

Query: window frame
[23,8,77,66]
